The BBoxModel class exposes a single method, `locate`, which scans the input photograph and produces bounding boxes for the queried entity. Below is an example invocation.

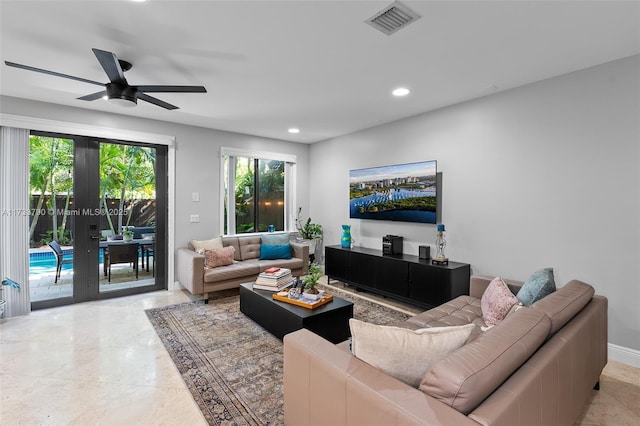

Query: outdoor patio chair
[105,243,139,282]
[48,241,73,284]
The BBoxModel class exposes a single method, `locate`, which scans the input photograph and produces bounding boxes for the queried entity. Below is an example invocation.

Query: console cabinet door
[408,264,451,308]
[349,252,376,289]
[325,247,349,282]
[374,257,409,297]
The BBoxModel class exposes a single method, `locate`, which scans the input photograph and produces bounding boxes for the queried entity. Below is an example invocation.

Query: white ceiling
[1,1,639,143]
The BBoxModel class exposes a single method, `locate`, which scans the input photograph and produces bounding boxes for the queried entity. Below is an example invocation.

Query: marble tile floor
[29,263,156,303]
[1,286,638,425]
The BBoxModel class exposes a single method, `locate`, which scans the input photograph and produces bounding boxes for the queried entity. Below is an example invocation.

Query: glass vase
[341,225,352,248]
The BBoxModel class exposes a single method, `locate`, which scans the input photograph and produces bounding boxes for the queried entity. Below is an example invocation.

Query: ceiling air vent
[365,1,421,36]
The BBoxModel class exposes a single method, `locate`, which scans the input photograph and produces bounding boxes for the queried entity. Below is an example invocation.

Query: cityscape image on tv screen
[349,160,437,224]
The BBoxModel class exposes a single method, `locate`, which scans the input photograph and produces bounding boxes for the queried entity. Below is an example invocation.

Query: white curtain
[0,126,30,317]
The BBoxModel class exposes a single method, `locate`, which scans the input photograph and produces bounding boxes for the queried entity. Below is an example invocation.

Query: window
[221,148,296,235]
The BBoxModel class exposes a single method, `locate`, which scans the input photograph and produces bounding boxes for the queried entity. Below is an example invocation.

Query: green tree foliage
[100,143,156,234]
[28,136,73,243]
[29,137,156,245]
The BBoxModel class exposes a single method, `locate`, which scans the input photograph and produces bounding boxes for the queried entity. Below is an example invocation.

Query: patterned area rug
[146,284,412,425]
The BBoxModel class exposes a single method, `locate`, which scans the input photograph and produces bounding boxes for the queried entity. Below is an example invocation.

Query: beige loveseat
[176,235,309,301]
[284,275,607,426]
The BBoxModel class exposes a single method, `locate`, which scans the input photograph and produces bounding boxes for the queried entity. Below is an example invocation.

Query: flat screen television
[349,160,437,224]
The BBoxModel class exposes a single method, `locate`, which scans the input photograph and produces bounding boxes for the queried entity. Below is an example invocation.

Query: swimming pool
[29,250,106,273]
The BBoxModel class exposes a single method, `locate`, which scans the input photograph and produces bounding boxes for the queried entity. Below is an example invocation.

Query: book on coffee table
[253,280,293,292]
[256,268,292,286]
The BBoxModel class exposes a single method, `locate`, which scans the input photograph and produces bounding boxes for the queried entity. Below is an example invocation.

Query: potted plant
[295,207,323,260]
[1,278,21,319]
[122,229,134,242]
[303,263,324,300]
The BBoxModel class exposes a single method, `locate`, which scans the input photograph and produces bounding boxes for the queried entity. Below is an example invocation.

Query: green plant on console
[295,207,323,240]
[303,263,323,295]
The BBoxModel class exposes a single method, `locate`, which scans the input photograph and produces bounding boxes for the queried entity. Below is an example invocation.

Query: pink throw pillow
[204,246,235,268]
[481,277,519,326]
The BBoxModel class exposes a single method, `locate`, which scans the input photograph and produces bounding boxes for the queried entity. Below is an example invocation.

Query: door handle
[90,234,101,240]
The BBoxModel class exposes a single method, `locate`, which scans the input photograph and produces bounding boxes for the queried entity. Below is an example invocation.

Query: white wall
[0,95,310,280]
[309,55,640,353]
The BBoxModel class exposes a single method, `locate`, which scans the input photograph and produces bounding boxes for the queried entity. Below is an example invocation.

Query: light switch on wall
[190,214,200,223]
[192,192,200,202]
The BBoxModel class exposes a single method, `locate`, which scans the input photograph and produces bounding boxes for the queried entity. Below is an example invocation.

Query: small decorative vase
[341,225,351,248]
[123,234,133,242]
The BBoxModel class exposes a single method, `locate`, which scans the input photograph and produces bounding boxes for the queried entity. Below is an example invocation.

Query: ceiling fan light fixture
[106,83,137,107]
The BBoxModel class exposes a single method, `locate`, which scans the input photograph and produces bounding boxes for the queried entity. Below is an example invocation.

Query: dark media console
[325,245,470,309]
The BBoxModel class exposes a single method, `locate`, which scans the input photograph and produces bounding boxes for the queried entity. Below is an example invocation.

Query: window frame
[220,147,296,236]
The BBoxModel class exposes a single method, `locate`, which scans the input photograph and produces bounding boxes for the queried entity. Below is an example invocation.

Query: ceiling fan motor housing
[106,82,137,106]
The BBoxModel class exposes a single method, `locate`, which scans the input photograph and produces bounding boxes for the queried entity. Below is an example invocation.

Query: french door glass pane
[28,136,75,302]
[98,142,157,293]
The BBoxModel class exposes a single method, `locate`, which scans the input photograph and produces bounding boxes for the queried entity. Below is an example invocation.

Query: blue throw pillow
[261,233,290,246]
[517,267,556,306]
[259,244,292,260]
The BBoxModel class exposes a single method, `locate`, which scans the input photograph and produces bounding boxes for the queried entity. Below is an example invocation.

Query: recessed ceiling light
[392,87,410,97]
[288,128,300,134]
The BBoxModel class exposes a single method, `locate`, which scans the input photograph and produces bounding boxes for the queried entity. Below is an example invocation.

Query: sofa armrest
[290,242,309,275]
[176,247,205,295]
[284,329,479,426]
[470,274,524,298]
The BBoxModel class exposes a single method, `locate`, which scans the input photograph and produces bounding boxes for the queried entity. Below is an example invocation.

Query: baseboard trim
[608,343,640,368]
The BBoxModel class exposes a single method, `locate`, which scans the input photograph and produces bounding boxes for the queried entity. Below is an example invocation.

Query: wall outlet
[192,192,200,202]
[190,214,200,223]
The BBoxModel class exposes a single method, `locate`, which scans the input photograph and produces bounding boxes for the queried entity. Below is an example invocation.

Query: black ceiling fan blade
[137,92,179,110]
[4,61,105,86]
[77,90,107,101]
[137,85,207,93]
[92,48,127,85]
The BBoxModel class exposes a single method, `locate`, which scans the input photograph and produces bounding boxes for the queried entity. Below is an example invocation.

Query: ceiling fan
[4,48,207,110]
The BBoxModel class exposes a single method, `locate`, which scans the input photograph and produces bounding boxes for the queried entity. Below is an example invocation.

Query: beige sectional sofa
[284,275,607,426]
[176,235,309,301]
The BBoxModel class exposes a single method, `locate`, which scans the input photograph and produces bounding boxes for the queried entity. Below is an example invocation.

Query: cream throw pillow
[190,236,223,254]
[349,319,475,388]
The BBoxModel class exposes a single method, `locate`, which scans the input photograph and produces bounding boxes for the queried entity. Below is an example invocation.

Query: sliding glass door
[29,132,167,309]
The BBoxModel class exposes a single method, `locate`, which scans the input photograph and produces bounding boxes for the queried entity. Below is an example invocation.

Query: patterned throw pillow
[517,267,556,306]
[481,277,520,326]
[204,246,235,268]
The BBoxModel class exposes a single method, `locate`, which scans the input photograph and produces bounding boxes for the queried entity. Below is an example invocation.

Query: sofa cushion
[406,296,484,329]
[259,244,292,260]
[257,257,304,272]
[349,319,475,388]
[204,246,235,269]
[261,232,290,246]
[530,279,595,335]
[420,307,551,415]
[238,236,261,260]
[203,261,260,283]
[517,267,556,306]
[481,277,519,326]
[190,236,223,254]
[222,237,242,261]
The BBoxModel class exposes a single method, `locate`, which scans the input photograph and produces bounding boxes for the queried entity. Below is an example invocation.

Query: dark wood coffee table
[239,282,354,343]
